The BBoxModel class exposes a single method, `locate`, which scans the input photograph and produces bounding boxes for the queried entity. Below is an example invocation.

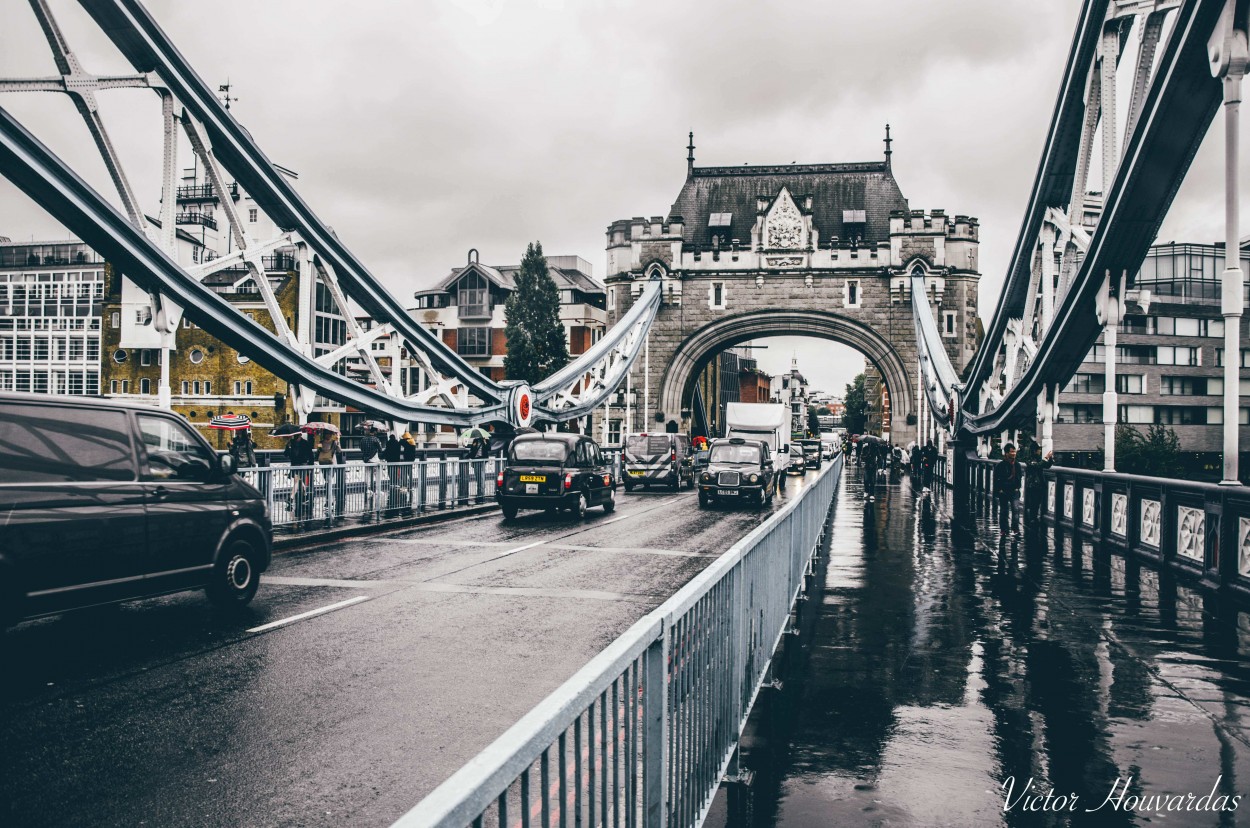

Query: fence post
[642,632,668,828]
[417,460,428,513]
[438,457,448,509]
[458,459,470,506]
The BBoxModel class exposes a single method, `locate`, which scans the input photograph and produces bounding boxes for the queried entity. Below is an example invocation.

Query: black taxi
[496,432,617,520]
[697,437,776,508]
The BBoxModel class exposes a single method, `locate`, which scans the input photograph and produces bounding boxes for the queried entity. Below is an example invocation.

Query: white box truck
[724,402,791,489]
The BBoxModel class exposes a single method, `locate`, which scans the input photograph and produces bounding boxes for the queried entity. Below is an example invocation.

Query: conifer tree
[504,241,569,386]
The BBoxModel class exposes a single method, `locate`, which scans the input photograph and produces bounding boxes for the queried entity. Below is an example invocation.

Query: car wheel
[624,482,634,493]
[778,474,787,491]
[670,476,679,492]
[767,481,776,504]
[603,489,616,513]
[502,504,518,521]
[573,492,587,519]
[698,490,709,508]
[206,538,261,608]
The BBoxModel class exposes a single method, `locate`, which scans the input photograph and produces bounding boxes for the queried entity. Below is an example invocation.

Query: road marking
[246,595,370,633]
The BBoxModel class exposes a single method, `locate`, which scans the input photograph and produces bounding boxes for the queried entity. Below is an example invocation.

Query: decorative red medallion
[519,393,531,421]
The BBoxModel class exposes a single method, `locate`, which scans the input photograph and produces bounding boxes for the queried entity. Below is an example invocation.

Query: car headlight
[701,472,712,482]
[749,474,759,484]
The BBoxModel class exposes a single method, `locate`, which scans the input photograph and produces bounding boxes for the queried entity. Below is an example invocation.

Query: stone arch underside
[660,309,915,435]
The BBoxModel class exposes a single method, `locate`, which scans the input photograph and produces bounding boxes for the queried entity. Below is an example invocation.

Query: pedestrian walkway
[719,467,1250,827]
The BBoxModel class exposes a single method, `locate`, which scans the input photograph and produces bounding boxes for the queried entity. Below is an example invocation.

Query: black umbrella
[271,423,301,437]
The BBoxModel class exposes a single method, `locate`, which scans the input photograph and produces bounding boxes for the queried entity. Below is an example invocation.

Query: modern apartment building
[0,240,105,397]
[1055,240,1250,478]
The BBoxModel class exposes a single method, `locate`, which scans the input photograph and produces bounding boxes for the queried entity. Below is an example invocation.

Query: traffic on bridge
[5,0,1250,826]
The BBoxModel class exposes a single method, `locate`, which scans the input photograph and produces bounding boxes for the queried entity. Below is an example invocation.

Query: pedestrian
[359,427,383,463]
[400,431,418,514]
[993,442,1023,531]
[382,433,403,516]
[316,432,346,520]
[383,433,402,463]
[401,431,417,462]
[283,432,315,525]
[230,427,257,468]
[1024,441,1053,524]
[921,440,938,488]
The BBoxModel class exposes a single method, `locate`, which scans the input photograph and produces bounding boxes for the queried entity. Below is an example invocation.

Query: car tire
[603,489,616,513]
[573,492,587,519]
[206,538,261,608]
[502,504,518,521]
[779,474,787,491]
[624,482,634,493]
[698,490,709,508]
[767,481,776,504]
[670,476,679,492]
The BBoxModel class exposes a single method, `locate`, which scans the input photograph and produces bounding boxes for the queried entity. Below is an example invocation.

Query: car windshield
[709,444,761,464]
[790,446,805,456]
[510,440,568,465]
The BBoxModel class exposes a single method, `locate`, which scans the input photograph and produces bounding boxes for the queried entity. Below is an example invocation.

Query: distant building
[0,240,105,396]
[1055,240,1250,479]
[411,251,607,383]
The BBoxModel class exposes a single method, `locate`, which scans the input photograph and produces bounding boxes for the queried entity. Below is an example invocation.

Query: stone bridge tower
[604,135,980,447]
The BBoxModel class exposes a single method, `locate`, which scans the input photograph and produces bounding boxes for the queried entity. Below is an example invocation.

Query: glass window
[1116,374,1144,394]
[709,443,762,464]
[137,415,214,481]
[845,280,860,307]
[140,378,150,395]
[456,326,492,357]
[457,273,490,318]
[0,405,134,483]
[509,440,569,464]
[189,348,204,364]
[1064,373,1105,394]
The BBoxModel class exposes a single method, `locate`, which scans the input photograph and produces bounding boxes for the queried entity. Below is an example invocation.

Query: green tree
[504,241,569,386]
[843,373,868,434]
[1115,423,1182,477]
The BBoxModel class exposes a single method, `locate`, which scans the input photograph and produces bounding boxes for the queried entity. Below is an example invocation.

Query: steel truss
[0,0,661,428]
[961,0,1231,435]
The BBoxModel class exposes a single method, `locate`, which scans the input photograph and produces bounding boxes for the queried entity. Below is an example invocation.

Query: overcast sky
[1,0,1241,396]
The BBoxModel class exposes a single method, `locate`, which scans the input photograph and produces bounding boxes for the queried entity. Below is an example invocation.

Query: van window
[0,406,134,483]
[627,435,672,454]
[137,415,215,481]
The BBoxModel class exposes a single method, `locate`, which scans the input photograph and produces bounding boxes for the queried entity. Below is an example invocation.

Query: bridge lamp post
[1096,271,1126,473]
[1209,3,1249,485]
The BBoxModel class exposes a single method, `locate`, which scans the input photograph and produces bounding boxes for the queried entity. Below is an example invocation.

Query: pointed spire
[883,123,893,170]
[687,131,696,176]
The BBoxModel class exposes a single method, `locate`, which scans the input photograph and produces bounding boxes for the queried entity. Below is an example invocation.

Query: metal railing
[395,452,844,828]
[239,457,501,530]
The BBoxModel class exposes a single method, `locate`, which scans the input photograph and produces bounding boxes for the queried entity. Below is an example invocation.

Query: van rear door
[0,403,148,614]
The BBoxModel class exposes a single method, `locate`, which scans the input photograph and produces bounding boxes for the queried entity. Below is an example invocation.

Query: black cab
[0,393,273,629]
[496,432,616,520]
[698,437,776,508]
[623,433,693,491]
[800,439,823,470]
[788,443,808,474]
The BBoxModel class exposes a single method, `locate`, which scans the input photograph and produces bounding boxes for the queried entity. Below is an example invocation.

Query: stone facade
[605,156,980,446]
[100,263,307,451]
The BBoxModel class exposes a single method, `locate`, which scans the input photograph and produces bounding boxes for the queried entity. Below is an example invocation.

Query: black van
[496,432,616,519]
[0,393,273,628]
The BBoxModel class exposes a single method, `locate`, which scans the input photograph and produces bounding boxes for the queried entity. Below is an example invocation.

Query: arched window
[458,272,489,318]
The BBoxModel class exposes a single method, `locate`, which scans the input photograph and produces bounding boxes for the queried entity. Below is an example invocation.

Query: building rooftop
[417,256,605,298]
[667,161,909,247]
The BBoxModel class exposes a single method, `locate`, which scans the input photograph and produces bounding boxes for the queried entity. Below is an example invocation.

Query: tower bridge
[605,155,981,445]
[5,1,1250,827]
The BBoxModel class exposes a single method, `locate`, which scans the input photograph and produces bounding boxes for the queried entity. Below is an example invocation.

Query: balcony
[457,302,492,320]
[176,212,218,230]
[263,253,298,273]
[175,182,239,201]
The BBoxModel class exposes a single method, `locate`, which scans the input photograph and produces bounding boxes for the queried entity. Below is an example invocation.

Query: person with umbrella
[314,429,346,522]
[281,429,315,528]
[210,412,257,468]
[460,426,491,460]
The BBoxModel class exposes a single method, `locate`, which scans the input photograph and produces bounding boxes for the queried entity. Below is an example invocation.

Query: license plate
[628,470,645,477]
[519,475,546,482]
[525,483,539,494]
[717,489,739,496]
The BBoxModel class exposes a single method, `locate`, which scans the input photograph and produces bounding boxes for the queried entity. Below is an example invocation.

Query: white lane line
[246,595,370,633]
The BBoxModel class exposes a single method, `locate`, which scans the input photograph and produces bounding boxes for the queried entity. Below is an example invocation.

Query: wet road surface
[719,466,1250,828]
[1,472,819,827]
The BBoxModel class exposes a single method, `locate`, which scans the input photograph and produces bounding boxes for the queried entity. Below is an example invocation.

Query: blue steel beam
[964,0,1225,434]
[963,0,1111,403]
[77,0,505,406]
[0,104,505,426]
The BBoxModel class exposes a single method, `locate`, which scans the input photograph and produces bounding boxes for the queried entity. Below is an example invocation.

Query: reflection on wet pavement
[723,467,1250,827]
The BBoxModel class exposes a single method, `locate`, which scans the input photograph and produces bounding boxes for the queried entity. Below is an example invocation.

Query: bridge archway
[658,309,915,441]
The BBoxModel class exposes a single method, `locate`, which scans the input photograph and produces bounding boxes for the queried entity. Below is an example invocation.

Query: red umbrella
[208,413,251,431]
[301,421,341,436]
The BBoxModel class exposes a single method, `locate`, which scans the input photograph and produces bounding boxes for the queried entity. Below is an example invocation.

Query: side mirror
[781,444,789,454]
[218,452,238,476]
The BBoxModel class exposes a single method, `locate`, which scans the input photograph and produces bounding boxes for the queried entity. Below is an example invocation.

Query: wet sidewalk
[720,467,1250,827]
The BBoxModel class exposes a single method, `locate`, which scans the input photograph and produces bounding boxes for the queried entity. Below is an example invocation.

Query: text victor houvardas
[1001,775,1241,815]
